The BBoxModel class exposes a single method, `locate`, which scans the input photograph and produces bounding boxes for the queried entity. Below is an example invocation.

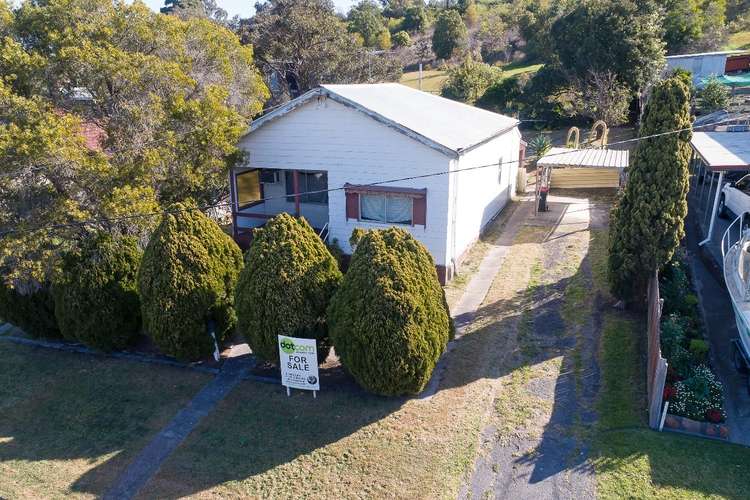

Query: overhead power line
[1,114,748,238]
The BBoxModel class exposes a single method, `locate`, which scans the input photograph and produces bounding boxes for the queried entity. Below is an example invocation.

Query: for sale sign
[278,335,320,391]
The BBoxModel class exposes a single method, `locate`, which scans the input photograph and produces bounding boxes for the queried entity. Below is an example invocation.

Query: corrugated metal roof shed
[692,131,750,170]
[536,147,629,169]
[249,83,519,157]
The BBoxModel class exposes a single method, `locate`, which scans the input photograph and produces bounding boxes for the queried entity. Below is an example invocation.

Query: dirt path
[462,193,611,500]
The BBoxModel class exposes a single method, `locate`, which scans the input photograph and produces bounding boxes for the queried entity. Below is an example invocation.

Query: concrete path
[452,199,534,336]
[104,346,254,499]
[420,199,533,399]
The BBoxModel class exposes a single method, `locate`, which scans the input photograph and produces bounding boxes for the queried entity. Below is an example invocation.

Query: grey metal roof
[536,147,629,169]
[692,131,750,170]
[247,83,519,158]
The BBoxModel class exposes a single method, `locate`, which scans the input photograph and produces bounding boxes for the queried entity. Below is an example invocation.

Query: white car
[720,174,750,220]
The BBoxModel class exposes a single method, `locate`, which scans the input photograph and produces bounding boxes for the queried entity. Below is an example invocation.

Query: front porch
[230,167,329,248]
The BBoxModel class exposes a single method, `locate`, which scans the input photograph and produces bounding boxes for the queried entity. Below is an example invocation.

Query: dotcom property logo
[280,337,297,354]
[280,337,315,355]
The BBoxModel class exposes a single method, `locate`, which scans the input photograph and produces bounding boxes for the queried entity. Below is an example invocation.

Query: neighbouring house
[230,83,524,283]
[665,50,750,88]
[536,147,629,189]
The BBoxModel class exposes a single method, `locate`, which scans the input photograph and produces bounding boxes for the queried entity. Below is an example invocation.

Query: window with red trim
[344,185,426,226]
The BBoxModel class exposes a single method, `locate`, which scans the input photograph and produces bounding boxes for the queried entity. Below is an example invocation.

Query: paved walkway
[452,199,534,336]
[104,346,253,499]
[420,198,533,399]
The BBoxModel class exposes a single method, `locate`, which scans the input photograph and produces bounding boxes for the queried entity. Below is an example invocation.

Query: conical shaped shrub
[328,227,453,396]
[235,214,342,365]
[52,233,142,351]
[137,203,243,361]
[0,282,59,338]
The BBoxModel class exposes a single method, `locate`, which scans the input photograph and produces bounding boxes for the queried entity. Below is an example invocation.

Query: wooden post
[293,169,301,217]
[228,168,238,240]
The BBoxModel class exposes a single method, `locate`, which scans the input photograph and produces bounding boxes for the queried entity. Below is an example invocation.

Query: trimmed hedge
[137,204,243,361]
[52,233,142,351]
[235,214,342,365]
[0,281,59,338]
[328,227,453,396]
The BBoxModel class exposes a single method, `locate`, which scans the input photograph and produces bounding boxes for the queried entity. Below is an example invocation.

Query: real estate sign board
[278,335,320,392]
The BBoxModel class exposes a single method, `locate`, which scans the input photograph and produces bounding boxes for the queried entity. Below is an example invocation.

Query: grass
[399,69,449,93]
[501,61,544,79]
[724,31,750,51]
[590,228,750,499]
[0,342,209,499]
[141,223,553,499]
[140,364,488,498]
[399,61,543,94]
[443,201,519,309]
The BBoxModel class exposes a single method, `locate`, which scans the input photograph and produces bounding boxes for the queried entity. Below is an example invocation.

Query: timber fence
[646,270,668,429]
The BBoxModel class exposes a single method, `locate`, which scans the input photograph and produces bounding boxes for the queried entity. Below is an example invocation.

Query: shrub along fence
[647,270,668,430]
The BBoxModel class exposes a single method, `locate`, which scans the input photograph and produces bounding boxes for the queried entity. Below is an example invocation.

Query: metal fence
[647,271,668,429]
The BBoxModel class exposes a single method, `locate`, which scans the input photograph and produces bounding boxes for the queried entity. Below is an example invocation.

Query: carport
[536,147,629,189]
[691,131,750,245]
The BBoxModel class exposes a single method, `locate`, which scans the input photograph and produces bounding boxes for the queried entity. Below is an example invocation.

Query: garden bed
[660,251,728,426]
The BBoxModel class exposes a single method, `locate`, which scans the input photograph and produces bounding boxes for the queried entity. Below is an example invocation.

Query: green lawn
[399,61,543,94]
[501,60,544,78]
[725,31,750,51]
[399,69,449,92]
[0,342,209,499]
[591,235,750,499]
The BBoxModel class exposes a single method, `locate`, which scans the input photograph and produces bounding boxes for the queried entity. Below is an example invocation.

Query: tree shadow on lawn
[592,425,750,498]
[97,378,409,497]
[0,343,209,497]
[122,196,604,497]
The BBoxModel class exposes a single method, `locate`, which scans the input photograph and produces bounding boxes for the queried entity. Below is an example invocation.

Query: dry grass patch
[444,201,521,309]
[0,343,209,499]
[140,221,552,499]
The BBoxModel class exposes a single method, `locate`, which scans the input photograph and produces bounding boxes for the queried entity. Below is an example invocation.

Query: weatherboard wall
[448,128,521,269]
[238,98,453,269]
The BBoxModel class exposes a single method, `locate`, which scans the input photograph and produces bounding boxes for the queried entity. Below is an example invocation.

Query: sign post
[278,335,320,397]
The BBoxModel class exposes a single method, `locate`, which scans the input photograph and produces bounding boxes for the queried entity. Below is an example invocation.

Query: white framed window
[360,193,413,225]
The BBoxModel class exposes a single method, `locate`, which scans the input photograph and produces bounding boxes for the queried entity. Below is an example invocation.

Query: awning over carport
[691,131,750,245]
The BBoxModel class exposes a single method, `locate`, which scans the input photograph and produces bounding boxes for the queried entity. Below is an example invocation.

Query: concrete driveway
[688,184,750,446]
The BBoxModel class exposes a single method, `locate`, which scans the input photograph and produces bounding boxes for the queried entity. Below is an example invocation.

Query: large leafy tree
[432,9,467,60]
[0,0,267,309]
[663,0,727,53]
[550,0,665,95]
[441,57,502,104]
[242,0,401,102]
[608,77,692,303]
[348,0,386,47]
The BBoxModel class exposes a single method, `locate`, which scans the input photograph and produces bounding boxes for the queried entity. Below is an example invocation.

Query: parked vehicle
[719,173,750,220]
[721,214,750,394]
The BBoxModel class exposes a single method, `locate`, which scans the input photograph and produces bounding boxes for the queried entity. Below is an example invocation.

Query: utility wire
[1,114,748,237]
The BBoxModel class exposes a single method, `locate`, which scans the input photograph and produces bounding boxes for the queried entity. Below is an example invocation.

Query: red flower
[706,408,724,423]
[663,384,676,401]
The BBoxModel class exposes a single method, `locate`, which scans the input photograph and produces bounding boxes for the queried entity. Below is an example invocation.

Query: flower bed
[660,252,727,424]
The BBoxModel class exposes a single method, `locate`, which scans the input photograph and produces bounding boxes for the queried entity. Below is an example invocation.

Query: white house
[230,83,524,283]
